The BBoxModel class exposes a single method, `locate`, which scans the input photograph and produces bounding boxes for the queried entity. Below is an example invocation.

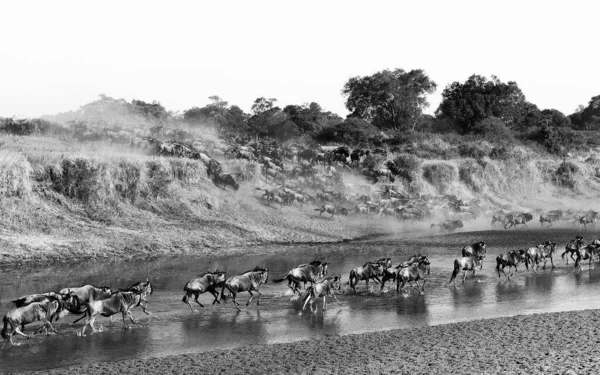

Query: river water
[1,239,600,372]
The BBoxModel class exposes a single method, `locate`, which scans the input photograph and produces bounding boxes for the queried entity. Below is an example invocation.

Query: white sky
[1,0,598,119]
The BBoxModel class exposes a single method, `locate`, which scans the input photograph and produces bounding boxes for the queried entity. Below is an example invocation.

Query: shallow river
[1,236,600,372]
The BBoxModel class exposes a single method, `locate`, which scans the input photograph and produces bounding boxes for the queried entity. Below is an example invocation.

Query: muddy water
[2,236,600,372]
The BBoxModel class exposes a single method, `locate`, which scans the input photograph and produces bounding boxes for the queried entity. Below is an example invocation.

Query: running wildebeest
[220,266,269,311]
[302,275,343,313]
[562,236,585,264]
[182,270,227,312]
[537,241,557,269]
[496,250,527,280]
[12,292,60,308]
[396,255,430,293]
[449,256,482,285]
[314,205,347,219]
[431,219,463,232]
[491,213,509,227]
[347,262,385,293]
[539,213,561,228]
[579,214,597,230]
[119,280,153,315]
[574,244,600,273]
[461,241,486,269]
[273,261,328,295]
[2,293,79,345]
[80,291,145,336]
[504,212,533,230]
[58,284,112,324]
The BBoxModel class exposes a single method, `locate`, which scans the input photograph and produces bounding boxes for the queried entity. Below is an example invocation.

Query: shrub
[145,161,172,199]
[458,143,487,159]
[459,159,485,192]
[0,150,32,197]
[421,162,457,194]
[554,161,579,188]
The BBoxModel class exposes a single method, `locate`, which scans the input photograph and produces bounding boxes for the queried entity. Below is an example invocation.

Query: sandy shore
[17,309,600,375]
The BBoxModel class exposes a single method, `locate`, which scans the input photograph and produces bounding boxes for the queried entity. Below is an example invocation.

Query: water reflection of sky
[2,253,600,372]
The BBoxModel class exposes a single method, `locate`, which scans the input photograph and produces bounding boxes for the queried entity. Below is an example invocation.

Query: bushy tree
[436,75,527,132]
[342,69,437,131]
[570,95,600,130]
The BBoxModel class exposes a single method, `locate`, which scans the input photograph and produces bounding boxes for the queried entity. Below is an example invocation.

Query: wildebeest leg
[256,290,262,305]
[331,293,343,306]
[72,312,88,325]
[126,310,136,325]
[13,325,32,341]
[209,290,220,305]
[122,312,129,330]
[322,295,327,311]
[421,279,426,292]
[194,294,205,309]
[302,295,313,311]
[462,270,467,284]
[550,256,555,269]
[246,291,254,306]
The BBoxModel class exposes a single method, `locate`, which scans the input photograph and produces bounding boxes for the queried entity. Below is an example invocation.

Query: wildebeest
[80,291,145,336]
[58,284,112,324]
[491,213,509,227]
[396,255,430,293]
[273,261,328,295]
[12,292,60,308]
[302,275,343,313]
[537,241,557,270]
[220,266,269,311]
[314,205,347,219]
[579,214,597,230]
[496,250,527,280]
[539,213,561,228]
[562,236,585,264]
[430,220,463,232]
[182,271,226,312]
[2,293,78,345]
[213,172,240,191]
[574,243,600,273]
[119,280,153,315]
[449,256,482,285]
[504,212,533,230]
[347,262,385,293]
[461,241,486,269]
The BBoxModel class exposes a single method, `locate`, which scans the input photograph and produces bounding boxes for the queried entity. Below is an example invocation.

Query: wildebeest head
[252,266,269,283]
[330,274,342,290]
[212,270,227,286]
[60,292,81,311]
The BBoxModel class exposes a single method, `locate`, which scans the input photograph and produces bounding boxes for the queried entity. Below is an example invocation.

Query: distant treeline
[2,70,600,156]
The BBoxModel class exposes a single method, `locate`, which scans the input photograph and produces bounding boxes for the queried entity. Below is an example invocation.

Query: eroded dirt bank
[18,309,600,375]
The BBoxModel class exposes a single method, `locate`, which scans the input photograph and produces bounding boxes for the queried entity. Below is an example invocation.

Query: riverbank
[18,308,600,375]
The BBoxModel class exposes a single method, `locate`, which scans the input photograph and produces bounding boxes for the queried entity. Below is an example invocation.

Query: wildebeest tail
[272,273,289,283]
[449,260,460,283]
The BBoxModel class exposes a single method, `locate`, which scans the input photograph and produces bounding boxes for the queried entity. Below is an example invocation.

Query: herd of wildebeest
[4,233,600,346]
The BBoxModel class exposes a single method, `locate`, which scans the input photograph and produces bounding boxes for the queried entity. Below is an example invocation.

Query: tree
[436,75,527,132]
[248,97,279,138]
[540,109,571,128]
[569,95,600,130]
[342,69,437,131]
[132,100,170,122]
[283,102,342,134]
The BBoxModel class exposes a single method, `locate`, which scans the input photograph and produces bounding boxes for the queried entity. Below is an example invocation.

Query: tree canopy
[342,69,437,131]
[436,75,527,132]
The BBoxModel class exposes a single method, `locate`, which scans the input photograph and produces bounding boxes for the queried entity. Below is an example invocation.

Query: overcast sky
[1,0,598,119]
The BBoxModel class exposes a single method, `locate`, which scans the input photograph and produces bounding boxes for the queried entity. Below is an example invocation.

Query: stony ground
[17,309,600,375]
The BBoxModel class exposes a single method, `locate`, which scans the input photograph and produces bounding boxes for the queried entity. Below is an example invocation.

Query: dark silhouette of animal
[80,291,145,336]
[579,214,597,230]
[347,262,384,293]
[273,261,328,295]
[213,173,240,191]
[314,205,347,219]
[496,250,527,280]
[182,271,226,312]
[431,220,463,232]
[220,266,269,311]
[562,236,585,264]
[449,256,482,285]
[302,275,343,313]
